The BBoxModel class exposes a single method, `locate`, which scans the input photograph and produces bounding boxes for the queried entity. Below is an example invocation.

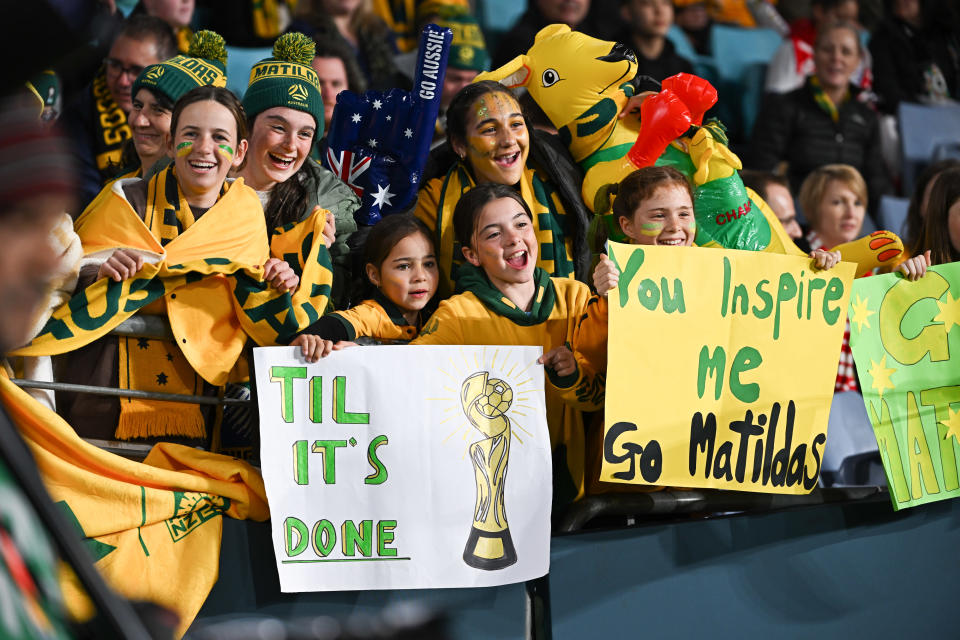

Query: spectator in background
[870,0,960,115]
[765,0,872,95]
[371,0,470,53]
[312,38,367,139]
[910,166,960,265]
[798,164,867,393]
[673,0,712,55]
[292,0,407,91]
[492,0,608,68]
[133,0,196,52]
[749,21,889,220]
[618,0,693,81]
[61,15,176,209]
[740,170,811,252]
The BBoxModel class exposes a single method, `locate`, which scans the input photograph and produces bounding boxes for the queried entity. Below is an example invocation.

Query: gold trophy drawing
[460,371,517,570]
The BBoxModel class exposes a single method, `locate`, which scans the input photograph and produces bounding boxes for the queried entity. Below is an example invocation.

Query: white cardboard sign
[253,345,552,591]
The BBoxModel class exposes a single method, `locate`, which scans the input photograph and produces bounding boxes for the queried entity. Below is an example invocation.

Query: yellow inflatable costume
[476,24,903,272]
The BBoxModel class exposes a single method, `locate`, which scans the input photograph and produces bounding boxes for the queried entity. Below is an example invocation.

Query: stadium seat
[708,25,782,141]
[877,195,909,236]
[821,391,885,487]
[898,102,960,194]
[667,25,717,86]
[475,0,528,52]
[225,46,272,100]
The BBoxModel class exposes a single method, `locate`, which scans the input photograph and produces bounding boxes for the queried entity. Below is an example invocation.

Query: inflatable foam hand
[626,90,693,169]
[322,25,452,225]
[830,230,905,278]
[661,73,717,126]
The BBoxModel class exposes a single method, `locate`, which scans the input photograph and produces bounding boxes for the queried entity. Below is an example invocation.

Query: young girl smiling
[413,183,606,507]
[292,215,439,360]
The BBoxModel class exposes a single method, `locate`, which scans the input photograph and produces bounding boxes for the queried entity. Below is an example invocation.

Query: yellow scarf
[0,374,268,638]
[90,68,131,178]
[15,168,333,438]
[430,161,576,295]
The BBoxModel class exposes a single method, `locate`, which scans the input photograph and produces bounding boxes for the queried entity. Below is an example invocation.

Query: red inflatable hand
[662,73,717,126]
[626,90,693,168]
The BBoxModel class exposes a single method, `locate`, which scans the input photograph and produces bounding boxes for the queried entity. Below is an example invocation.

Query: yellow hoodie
[413,265,606,504]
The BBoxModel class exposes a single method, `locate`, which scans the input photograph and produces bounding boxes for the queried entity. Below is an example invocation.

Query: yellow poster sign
[602,243,856,493]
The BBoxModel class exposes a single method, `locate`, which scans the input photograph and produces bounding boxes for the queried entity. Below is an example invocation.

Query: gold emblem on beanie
[146,66,164,80]
[288,83,308,101]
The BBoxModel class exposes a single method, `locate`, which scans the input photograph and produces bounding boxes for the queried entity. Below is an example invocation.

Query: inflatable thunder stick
[324,24,452,225]
[476,25,903,273]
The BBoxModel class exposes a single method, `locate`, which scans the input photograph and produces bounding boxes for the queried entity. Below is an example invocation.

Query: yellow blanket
[14,168,334,387]
[0,375,269,638]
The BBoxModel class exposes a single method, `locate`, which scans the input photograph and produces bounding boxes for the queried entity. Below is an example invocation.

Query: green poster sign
[848,263,960,510]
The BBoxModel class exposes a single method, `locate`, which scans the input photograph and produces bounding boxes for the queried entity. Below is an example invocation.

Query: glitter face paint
[176,141,193,157]
[460,92,529,186]
[217,144,234,161]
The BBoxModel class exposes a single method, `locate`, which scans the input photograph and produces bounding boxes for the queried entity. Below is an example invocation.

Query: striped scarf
[809,75,847,123]
[15,167,333,439]
[430,161,575,296]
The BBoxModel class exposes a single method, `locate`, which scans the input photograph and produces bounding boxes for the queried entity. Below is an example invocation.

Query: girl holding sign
[412,183,606,507]
[291,214,440,360]
[593,167,843,298]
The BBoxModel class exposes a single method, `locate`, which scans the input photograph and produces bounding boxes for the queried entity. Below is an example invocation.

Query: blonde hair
[798,164,867,228]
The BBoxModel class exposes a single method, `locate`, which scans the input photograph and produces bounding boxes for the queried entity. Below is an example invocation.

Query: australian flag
[322,25,452,225]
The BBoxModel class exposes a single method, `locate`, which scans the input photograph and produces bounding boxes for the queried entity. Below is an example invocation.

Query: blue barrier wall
[550,498,960,638]
[197,496,960,638]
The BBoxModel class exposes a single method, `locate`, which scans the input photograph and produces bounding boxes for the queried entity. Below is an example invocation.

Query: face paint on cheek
[467,134,497,159]
[639,222,664,237]
[217,144,234,161]
[176,141,192,158]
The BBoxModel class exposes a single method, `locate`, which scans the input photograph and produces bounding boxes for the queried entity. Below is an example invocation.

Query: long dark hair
[364,214,434,272]
[905,159,960,256]
[919,166,960,264]
[453,182,533,251]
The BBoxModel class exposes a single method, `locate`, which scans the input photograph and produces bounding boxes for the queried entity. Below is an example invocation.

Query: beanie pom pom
[272,32,315,66]
[190,30,228,65]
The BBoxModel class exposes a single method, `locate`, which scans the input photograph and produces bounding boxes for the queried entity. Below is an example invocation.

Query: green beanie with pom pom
[132,30,228,106]
[243,32,324,135]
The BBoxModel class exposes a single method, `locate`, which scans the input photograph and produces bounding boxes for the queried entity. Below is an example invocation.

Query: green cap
[243,32,325,135]
[132,30,228,106]
[436,9,489,72]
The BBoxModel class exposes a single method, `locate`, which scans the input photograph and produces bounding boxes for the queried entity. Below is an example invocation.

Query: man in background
[619,0,693,80]
[61,15,176,208]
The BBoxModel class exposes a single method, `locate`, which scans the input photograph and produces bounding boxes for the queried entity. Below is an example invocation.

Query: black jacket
[619,35,693,82]
[748,81,890,216]
[869,16,960,115]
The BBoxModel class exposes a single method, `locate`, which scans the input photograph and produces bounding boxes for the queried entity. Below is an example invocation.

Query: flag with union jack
[321,25,452,225]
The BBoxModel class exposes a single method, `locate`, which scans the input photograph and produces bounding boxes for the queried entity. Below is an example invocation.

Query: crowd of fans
[4,0,959,503]
[2,0,960,635]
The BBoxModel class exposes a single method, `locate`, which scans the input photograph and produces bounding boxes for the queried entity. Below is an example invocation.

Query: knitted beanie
[435,10,489,72]
[0,104,74,206]
[132,30,228,106]
[243,32,325,134]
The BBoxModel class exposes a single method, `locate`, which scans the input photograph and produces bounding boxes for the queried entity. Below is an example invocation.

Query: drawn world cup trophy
[460,371,518,570]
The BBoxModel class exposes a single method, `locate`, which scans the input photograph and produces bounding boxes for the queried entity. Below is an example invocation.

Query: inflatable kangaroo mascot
[476,24,902,275]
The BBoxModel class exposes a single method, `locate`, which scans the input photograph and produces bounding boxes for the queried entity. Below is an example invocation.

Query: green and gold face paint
[176,141,193,158]
[639,222,663,237]
[217,144,234,161]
